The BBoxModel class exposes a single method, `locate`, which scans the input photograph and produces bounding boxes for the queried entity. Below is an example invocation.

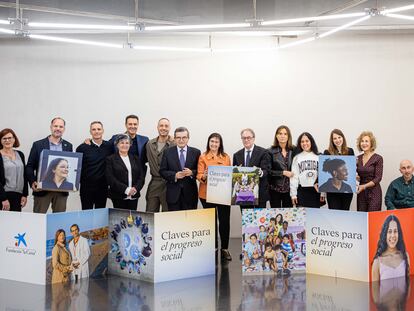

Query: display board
[109,208,215,283]
[306,208,369,282]
[242,208,306,275]
[243,207,414,282]
[46,209,109,284]
[207,165,260,205]
[0,208,214,285]
[0,211,47,284]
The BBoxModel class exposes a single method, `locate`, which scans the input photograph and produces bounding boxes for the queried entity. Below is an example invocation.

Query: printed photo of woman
[372,215,410,282]
[41,158,76,191]
[52,229,73,283]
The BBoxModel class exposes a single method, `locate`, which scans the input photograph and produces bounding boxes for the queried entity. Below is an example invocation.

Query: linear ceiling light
[277,15,370,49]
[262,12,366,26]
[28,22,135,31]
[381,4,414,15]
[318,15,371,38]
[0,19,11,25]
[0,27,15,34]
[213,47,278,53]
[278,37,316,49]
[145,23,251,31]
[29,34,123,48]
[132,45,210,52]
[385,13,414,21]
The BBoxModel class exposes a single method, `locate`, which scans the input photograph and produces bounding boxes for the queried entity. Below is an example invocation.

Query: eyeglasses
[241,136,253,140]
[1,136,14,141]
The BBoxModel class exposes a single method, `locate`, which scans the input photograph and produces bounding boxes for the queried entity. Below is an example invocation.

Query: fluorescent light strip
[0,19,11,25]
[278,37,316,49]
[319,15,371,38]
[29,34,123,48]
[0,27,15,34]
[133,45,210,52]
[214,47,277,53]
[385,13,414,21]
[28,22,134,31]
[145,23,250,31]
[382,4,414,15]
[262,12,366,26]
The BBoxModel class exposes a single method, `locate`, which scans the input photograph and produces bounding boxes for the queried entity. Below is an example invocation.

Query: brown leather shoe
[221,249,232,261]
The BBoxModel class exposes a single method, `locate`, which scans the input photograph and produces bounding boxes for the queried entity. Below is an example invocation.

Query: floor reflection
[240,273,306,311]
[371,277,411,311]
[1,239,414,310]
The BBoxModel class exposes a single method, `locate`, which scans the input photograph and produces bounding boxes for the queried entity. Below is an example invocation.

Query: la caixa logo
[6,232,36,256]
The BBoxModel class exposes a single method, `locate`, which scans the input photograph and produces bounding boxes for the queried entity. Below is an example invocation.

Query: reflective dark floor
[0,238,412,311]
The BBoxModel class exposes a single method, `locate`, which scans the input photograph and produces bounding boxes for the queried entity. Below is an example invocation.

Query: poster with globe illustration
[108,209,155,282]
[109,208,215,283]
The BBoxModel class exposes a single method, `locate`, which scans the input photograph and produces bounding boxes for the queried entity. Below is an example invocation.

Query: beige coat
[51,244,72,283]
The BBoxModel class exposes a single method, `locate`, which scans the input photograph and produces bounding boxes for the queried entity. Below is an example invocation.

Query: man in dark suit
[109,114,149,178]
[26,117,73,213]
[233,128,271,208]
[160,127,201,211]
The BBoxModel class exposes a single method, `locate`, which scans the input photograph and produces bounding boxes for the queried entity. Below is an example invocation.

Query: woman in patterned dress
[356,131,383,212]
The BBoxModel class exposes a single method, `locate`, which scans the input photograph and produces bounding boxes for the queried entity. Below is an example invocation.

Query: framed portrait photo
[37,150,83,192]
[318,155,357,193]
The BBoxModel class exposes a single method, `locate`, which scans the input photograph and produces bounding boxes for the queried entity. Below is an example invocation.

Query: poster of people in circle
[109,209,154,282]
[318,155,357,193]
[232,166,260,206]
[242,208,306,275]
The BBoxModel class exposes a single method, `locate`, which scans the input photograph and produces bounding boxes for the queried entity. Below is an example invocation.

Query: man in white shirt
[68,224,91,281]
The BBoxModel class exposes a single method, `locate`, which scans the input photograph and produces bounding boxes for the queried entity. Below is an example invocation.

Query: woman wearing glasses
[0,128,28,211]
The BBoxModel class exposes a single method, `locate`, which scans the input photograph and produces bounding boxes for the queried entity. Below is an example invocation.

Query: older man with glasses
[232,128,271,208]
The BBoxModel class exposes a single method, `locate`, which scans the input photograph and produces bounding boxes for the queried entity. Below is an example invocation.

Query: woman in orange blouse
[197,133,232,261]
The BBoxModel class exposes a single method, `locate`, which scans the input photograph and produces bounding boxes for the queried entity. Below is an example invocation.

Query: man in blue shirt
[385,160,414,210]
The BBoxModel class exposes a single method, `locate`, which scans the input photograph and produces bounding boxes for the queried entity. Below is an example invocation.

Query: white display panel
[0,211,47,284]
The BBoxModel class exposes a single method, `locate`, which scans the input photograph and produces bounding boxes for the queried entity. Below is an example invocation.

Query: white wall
[1,32,413,237]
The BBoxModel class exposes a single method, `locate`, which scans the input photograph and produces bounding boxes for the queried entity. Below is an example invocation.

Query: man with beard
[26,117,73,213]
[145,118,175,212]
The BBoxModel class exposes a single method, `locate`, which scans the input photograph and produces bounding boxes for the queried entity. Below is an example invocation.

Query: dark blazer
[0,150,28,202]
[41,180,75,192]
[110,134,149,177]
[106,153,144,200]
[159,145,201,206]
[268,146,295,188]
[26,137,73,197]
[233,145,271,204]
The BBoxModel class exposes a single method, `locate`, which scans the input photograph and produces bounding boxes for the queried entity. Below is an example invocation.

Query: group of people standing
[1,115,413,261]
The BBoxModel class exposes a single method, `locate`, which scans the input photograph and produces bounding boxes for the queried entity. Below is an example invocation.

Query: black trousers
[168,190,198,212]
[200,198,231,249]
[297,186,320,208]
[269,190,292,208]
[3,191,23,212]
[80,187,108,210]
[327,193,353,210]
[111,198,138,210]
